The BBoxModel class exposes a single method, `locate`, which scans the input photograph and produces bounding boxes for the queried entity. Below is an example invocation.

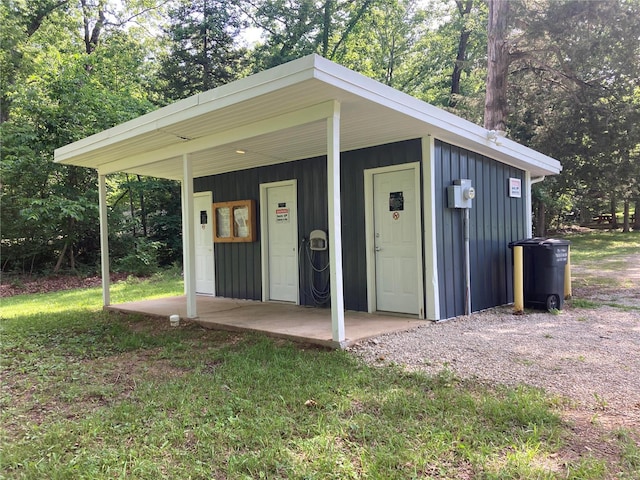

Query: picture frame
[213,199,256,242]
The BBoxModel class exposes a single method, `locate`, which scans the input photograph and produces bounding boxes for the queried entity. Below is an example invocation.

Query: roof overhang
[54,54,562,180]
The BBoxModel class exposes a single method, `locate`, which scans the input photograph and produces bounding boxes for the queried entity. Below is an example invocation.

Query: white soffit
[54,54,561,179]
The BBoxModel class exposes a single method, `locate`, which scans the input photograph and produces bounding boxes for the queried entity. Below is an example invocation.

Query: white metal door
[194,193,215,295]
[373,169,419,314]
[265,183,298,302]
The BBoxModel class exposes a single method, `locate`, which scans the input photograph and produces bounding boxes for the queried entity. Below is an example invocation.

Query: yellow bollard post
[513,245,524,314]
[564,246,572,299]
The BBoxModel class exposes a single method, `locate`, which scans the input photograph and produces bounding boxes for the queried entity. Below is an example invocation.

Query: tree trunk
[634,199,640,231]
[322,0,333,57]
[484,0,509,132]
[54,241,69,273]
[329,0,372,59]
[449,0,473,108]
[127,174,136,237]
[386,38,395,85]
[29,254,37,277]
[609,195,618,229]
[69,245,76,271]
[137,175,147,237]
[202,0,211,90]
[622,199,630,233]
[536,200,546,237]
[81,0,106,56]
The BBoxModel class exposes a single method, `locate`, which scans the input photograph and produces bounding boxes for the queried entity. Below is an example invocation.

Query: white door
[264,182,298,302]
[373,168,419,314]
[194,192,215,295]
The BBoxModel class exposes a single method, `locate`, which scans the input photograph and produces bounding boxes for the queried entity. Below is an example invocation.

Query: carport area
[105,296,425,348]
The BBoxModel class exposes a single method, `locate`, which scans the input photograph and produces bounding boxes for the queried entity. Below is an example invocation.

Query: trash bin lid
[509,237,571,248]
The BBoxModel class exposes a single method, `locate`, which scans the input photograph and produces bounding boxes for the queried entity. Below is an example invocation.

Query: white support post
[98,174,111,306]
[327,101,345,344]
[181,154,198,319]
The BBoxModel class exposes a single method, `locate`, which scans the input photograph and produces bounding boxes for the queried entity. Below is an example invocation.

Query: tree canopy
[1,0,638,275]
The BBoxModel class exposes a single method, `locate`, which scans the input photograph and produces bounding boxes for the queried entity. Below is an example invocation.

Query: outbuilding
[55,54,561,344]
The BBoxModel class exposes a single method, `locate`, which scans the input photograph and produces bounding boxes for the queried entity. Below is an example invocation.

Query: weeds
[571,298,599,309]
[615,429,640,477]
[593,393,608,411]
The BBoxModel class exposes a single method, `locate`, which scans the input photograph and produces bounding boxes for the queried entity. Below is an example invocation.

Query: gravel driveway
[349,260,640,431]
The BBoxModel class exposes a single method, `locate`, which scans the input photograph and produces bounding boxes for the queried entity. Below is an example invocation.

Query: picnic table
[593,214,614,224]
[592,213,636,225]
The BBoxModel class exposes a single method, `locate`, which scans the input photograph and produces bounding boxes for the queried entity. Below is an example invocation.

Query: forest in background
[1,0,639,276]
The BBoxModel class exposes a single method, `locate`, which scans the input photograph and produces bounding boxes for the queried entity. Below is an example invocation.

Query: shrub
[114,238,162,276]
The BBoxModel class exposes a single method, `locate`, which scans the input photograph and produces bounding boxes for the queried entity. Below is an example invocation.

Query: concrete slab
[105,296,426,348]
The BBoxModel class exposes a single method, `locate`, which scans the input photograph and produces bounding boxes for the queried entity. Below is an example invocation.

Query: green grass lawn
[559,230,640,264]
[1,271,636,478]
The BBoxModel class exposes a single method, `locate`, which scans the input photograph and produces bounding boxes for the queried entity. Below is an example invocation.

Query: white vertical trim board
[259,179,300,304]
[98,174,111,307]
[421,136,441,320]
[364,161,424,318]
[326,101,345,343]
[364,174,376,313]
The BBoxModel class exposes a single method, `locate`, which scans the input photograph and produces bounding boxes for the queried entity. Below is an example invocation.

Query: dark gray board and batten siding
[194,139,422,312]
[194,138,527,319]
[434,140,527,319]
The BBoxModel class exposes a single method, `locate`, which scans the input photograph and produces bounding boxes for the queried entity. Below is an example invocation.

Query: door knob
[375,246,382,252]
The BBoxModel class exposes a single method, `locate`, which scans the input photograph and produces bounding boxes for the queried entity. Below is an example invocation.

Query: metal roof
[54,54,561,180]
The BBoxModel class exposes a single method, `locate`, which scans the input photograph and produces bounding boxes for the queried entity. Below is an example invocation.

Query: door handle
[375,246,382,252]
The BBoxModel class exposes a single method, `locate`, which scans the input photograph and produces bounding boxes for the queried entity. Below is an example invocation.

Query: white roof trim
[310,56,560,175]
[55,57,319,162]
[55,54,561,178]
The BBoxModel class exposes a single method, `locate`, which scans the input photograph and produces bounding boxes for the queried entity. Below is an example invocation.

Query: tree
[376,0,487,122]
[106,174,183,271]
[0,0,70,123]
[0,1,161,273]
[245,0,375,70]
[507,0,640,232]
[156,0,247,101]
[329,0,427,87]
[449,0,473,106]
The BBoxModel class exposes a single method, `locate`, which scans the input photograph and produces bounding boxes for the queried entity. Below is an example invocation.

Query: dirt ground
[0,273,131,297]
[571,253,640,308]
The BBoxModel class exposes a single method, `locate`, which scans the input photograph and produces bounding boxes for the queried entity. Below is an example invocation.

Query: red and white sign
[509,178,522,198]
[275,208,289,223]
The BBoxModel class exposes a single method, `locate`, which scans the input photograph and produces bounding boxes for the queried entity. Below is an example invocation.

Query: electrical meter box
[447,179,475,209]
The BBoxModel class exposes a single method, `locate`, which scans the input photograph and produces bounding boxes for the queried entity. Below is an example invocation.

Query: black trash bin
[509,238,570,311]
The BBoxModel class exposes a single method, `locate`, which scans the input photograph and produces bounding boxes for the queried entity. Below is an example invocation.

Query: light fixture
[486,130,505,146]
[235,149,246,154]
